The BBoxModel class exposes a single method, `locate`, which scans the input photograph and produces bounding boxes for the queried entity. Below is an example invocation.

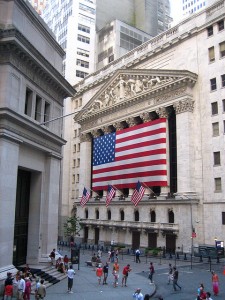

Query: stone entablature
[75,69,197,132]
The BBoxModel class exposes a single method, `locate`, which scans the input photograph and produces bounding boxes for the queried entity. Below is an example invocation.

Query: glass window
[134,210,139,221]
[218,20,224,31]
[221,74,225,87]
[219,42,225,58]
[76,59,89,68]
[208,46,215,62]
[212,122,219,136]
[85,209,88,219]
[107,210,111,220]
[213,152,220,165]
[96,209,99,219]
[215,177,222,192]
[78,24,90,33]
[24,88,33,116]
[44,101,50,125]
[222,212,225,225]
[210,78,217,91]
[120,210,124,221]
[35,95,42,121]
[77,34,90,44]
[168,210,174,223]
[207,26,213,37]
[77,48,90,58]
[222,99,225,112]
[79,3,95,14]
[76,70,88,78]
[211,102,218,115]
[150,211,156,222]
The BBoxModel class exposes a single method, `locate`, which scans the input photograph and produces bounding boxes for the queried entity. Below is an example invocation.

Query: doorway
[132,231,140,250]
[84,227,89,243]
[148,233,157,249]
[166,234,176,253]
[94,227,99,245]
[13,169,31,266]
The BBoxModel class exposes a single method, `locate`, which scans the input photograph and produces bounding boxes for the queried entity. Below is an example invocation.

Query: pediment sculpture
[83,74,174,117]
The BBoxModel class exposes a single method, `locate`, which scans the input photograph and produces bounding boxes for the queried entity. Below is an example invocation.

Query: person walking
[113,270,119,287]
[37,279,46,299]
[49,248,56,267]
[103,262,109,285]
[91,253,97,271]
[172,267,181,291]
[167,263,173,284]
[122,264,132,287]
[23,278,31,300]
[96,264,103,285]
[133,288,144,300]
[64,255,69,271]
[149,262,155,283]
[211,271,219,296]
[34,278,40,300]
[16,275,25,300]
[67,265,75,294]
[4,281,13,300]
[135,249,141,263]
[113,261,120,274]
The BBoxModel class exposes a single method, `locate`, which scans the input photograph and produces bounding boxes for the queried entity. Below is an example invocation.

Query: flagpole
[142,182,157,197]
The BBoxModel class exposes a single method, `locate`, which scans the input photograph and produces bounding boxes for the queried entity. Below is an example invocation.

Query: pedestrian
[113,261,120,273]
[96,264,103,285]
[133,288,144,300]
[49,248,56,267]
[206,292,213,300]
[149,262,155,283]
[135,249,141,263]
[4,281,13,300]
[197,283,206,299]
[23,277,31,300]
[37,279,46,299]
[103,262,109,285]
[113,270,119,287]
[144,294,150,300]
[172,266,181,291]
[67,265,75,294]
[122,264,132,287]
[111,249,115,263]
[91,253,97,271]
[34,278,40,300]
[211,271,219,296]
[97,249,102,258]
[167,263,173,284]
[64,254,69,271]
[115,249,119,262]
[108,250,111,262]
[16,275,25,300]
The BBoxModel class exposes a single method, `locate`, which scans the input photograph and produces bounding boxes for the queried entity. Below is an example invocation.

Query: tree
[64,215,82,242]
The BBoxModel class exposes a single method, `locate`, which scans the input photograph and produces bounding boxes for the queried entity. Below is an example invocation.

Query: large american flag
[80,187,91,207]
[106,185,116,207]
[131,181,145,206]
[92,118,167,191]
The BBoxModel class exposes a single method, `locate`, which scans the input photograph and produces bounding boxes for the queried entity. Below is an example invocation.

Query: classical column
[173,98,195,194]
[156,106,170,198]
[79,133,92,197]
[0,137,20,273]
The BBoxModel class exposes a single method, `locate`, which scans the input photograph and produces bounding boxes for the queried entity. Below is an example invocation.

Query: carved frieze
[126,117,138,127]
[173,99,194,114]
[113,122,126,131]
[80,133,92,142]
[156,107,169,118]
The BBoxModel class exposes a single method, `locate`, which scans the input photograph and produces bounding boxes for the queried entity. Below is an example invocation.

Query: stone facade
[62,0,225,253]
[0,0,74,281]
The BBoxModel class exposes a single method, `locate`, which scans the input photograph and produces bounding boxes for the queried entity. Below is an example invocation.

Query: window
[76,174,79,183]
[215,177,222,192]
[43,101,50,126]
[168,210,174,223]
[210,78,217,91]
[24,88,33,116]
[222,212,225,225]
[79,98,82,106]
[96,209,99,219]
[74,144,76,152]
[208,47,215,62]
[218,20,224,31]
[207,26,213,37]
[120,210,124,221]
[77,158,80,167]
[77,48,89,58]
[78,24,90,33]
[77,143,80,152]
[73,159,76,167]
[76,59,89,68]
[79,3,95,14]
[212,122,219,136]
[211,102,218,115]
[220,42,225,58]
[77,34,90,44]
[134,210,139,221]
[213,152,220,165]
[72,175,75,183]
[74,129,77,137]
[221,74,225,87]
[108,55,114,63]
[76,70,88,78]
[222,99,225,112]
[107,210,111,220]
[85,209,88,219]
[35,95,42,121]
[150,210,156,223]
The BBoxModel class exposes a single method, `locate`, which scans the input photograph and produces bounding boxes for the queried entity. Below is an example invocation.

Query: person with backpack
[135,249,141,263]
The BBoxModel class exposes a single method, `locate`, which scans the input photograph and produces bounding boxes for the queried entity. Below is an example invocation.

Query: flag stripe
[106,185,116,207]
[80,187,91,207]
[95,181,167,190]
[92,118,167,191]
[131,181,145,206]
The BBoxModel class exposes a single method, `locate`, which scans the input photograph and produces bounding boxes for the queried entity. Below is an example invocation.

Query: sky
[170,0,183,24]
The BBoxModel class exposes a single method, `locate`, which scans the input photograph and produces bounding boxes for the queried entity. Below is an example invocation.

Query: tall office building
[180,0,215,18]
[28,0,47,14]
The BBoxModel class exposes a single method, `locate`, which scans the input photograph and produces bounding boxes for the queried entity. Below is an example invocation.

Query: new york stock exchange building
[63,0,225,254]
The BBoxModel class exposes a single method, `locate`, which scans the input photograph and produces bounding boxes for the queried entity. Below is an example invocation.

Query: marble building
[0,0,74,278]
[68,0,225,253]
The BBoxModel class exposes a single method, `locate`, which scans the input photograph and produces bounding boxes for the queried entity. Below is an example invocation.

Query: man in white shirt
[67,265,75,293]
[17,275,25,300]
[133,288,144,300]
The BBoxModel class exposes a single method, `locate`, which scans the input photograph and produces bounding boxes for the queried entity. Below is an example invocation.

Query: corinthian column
[79,133,92,197]
[156,106,170,198]
[173,98,195,195]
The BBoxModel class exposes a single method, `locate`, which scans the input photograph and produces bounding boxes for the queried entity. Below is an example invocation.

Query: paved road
[45,248,225,300]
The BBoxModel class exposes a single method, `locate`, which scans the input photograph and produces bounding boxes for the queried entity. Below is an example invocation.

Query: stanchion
[208,256,211,272]
[199,255,203,262]
[184,253,187,260]
[216,255,220,263]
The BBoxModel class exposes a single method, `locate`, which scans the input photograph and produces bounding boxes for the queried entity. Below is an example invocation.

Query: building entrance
[13,169,31,266]
[132,231,140,250]
[148,232,157,249]
[166,234,176,253]
[94,228,99,245]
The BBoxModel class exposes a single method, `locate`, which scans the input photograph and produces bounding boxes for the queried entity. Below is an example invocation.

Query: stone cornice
[0,108,66,153]
[0,28,75,100]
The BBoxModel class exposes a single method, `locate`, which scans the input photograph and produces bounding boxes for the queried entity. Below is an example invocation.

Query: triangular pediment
[76,69,197,121]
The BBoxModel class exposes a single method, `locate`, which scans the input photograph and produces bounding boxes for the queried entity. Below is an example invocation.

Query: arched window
[85,209,88,219]
[168,210,174,223]
[120,210,124,221]
[96,209,99,219]
[134,210,139,221]
[150,210,156,222]
[107,210,111,220]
